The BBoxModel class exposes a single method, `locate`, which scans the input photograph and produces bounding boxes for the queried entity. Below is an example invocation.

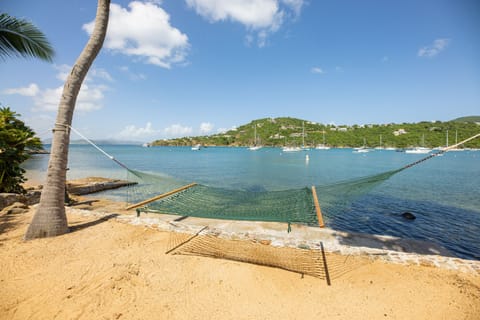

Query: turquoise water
[24,145,480,260]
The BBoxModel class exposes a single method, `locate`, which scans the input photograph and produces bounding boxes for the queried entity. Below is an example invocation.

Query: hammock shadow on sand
[166,228,371,285]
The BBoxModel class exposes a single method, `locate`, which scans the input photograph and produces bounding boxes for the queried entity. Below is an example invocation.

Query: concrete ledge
[67,177,137,195]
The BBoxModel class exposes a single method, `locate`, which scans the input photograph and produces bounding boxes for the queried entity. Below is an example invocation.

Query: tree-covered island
[151,116,480,149]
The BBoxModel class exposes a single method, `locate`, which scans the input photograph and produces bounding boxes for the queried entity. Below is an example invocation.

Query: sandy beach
[1,198,480,320]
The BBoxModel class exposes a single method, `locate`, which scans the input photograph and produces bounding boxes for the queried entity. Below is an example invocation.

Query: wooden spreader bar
[311,186,325,228]
[126,183,197,210]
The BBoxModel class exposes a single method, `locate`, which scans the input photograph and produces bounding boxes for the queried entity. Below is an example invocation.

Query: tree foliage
[0,106,42,193]
[0,12,54,62]
[151,117,480,149]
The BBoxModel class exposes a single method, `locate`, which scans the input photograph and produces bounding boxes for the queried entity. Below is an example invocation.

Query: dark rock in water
[401,212,416,220]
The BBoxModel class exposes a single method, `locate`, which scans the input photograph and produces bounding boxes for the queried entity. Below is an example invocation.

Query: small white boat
[406,134,431,154]
[282,146,302,152]
[248,145,262,151]
[191,144,202,151]
[353,138,371,153]
[353,148,370,153]
[405,147,431,154]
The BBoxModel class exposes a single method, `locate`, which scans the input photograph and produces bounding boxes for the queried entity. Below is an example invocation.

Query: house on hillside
[393,129,407,136]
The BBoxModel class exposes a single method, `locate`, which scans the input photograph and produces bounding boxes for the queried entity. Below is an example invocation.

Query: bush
[0,106,42,193]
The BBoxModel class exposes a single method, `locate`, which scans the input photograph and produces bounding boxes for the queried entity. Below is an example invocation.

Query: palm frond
[0,13,54,62]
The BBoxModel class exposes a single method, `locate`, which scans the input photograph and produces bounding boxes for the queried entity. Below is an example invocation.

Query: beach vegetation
[0,106,42,193]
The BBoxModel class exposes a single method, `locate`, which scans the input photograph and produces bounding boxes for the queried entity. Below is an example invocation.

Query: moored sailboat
[316,131,330,150]
[248,124,262,151]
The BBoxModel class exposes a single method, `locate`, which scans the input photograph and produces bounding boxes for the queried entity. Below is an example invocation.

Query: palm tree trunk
[25,0,110,239]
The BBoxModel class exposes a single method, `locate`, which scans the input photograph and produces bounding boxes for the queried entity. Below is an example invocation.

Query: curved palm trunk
[25,0,110,239]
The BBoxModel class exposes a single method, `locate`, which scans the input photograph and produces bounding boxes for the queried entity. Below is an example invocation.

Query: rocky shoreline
[0,177,135,212]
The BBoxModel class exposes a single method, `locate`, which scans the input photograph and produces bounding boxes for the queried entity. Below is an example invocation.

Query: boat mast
[302,121,305,147]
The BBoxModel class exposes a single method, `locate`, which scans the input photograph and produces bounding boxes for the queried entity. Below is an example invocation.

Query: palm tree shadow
[69,214,118,233]
[0,212,23,240]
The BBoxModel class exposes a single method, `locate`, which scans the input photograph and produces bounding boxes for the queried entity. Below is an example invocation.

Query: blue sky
[1,0,479,142]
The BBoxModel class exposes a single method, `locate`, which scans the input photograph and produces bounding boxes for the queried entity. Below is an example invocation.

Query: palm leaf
[0,13,54,62]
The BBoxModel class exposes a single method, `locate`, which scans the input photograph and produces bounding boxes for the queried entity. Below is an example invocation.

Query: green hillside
[451,116,480,123]
[151,117,480,149]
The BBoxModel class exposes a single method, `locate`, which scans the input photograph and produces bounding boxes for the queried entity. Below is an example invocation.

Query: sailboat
[282,146,302,152]
[316,131,330,150]
[248,124,262,151]
[283,122,306,152]
[353,137,371,153]
[449,130,464,151]
[301,121,310,151]
[374,135,384,150]
[191,144,202,151]
[405,134,431,154]
[434,130,449,153]
[282,136,301,152]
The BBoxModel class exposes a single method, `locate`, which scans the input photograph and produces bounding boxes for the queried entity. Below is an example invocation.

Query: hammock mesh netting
[127,168,402,227]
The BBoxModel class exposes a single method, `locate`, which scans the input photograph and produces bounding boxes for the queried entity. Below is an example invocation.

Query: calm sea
[24,145,480,260]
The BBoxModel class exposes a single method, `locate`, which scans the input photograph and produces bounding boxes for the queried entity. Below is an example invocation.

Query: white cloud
[217,126,237,133]
[24,114,55,139]
[199,122,214,134]
[2,83,39,96]
[311,67,324,74]
[54,64,73,82]
[186,0,305,46]
[32,84,105,112]
[117,122,159,139]
[186,0,280,29]
[90,68,114,82]
[3,66,109,113]
[418,38,450,58]
[119,65,147,81]
[54,64,113,82]
[83,1,189,68]
[164,124,193,137]
[281,0,304,16]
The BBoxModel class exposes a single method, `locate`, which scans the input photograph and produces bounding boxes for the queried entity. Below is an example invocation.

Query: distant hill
[41,139,143,145]
[151,117,480,149]
[451,116,480,123]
